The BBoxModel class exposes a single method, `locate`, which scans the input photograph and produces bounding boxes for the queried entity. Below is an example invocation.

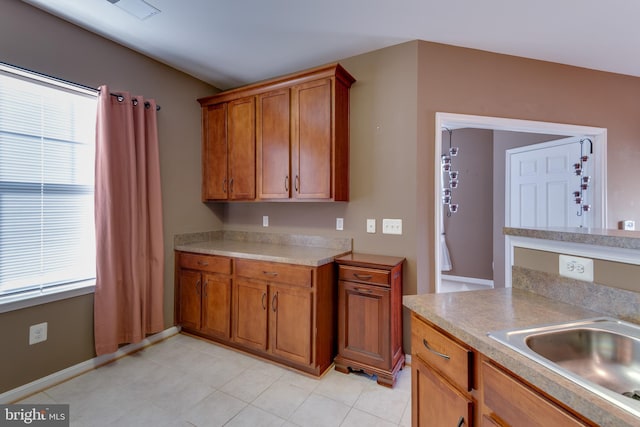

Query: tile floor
[18,333,412,426]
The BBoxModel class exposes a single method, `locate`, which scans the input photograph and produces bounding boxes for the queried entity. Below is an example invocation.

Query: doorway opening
[434,113,607,293]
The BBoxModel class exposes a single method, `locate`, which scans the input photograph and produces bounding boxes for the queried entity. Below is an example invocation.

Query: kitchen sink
[488,317,640,418]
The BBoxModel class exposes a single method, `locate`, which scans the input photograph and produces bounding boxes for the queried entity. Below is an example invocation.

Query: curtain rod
[0,61,161,111]
[105,91,161,111]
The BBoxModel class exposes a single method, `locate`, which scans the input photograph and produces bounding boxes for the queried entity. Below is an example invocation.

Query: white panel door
[508,137,587,228]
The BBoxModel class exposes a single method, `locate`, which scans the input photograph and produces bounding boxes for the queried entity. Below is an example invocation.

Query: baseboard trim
[0,326,180,404]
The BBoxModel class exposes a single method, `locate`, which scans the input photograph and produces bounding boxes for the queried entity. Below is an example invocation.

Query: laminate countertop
[403,288,640,427]
[174,230,352,267]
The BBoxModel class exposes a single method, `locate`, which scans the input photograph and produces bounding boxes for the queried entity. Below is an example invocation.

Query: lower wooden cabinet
[176,253,232,339]
[411,313,475,426]
[481,360,592,427]
[410,312,596,427]
[412,355,473,427]
[176,251,336,376]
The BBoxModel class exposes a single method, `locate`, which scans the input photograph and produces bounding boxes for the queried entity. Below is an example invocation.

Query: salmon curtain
[94,86,164,356]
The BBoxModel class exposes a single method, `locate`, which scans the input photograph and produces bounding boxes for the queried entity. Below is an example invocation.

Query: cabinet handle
[197,260,209,266]
[423,338,450,360]
[229,177,234,193]
[272,293,278,312]
[285,175,289,192]
[353,273,373,280]
[223,178,227,193]
[203,280,208,297]
[261,292,267,310]
[294,175,299,192]
[195,279,201,295]
[263,271,279,277]
[456,416,465,427]
[354,287,373,294]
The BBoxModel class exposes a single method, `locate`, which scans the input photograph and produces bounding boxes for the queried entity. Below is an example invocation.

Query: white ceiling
[22,0,640,90]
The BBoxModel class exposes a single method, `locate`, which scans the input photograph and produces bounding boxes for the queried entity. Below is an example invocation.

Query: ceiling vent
[107,0,161,21]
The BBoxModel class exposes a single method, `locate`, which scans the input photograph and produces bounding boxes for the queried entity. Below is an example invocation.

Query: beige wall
[0,1,220,394]
[441,128,493,280]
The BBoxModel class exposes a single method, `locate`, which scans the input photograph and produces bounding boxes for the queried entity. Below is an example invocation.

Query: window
[0,63,97,308]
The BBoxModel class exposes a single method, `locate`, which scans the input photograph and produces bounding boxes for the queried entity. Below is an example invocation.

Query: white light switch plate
[336,218,344,231]
[29,322,48,345]
[382,218,402,235]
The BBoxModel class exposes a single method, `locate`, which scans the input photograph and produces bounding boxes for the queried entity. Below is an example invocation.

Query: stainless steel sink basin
[488,317,640,418]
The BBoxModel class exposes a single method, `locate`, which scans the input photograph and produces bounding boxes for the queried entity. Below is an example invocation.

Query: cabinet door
[482,361,589,427]
[233,278,268,351]
[202,103,228,200]
[227,96,256,200]
[177,269,201,330]
[339,280,390,369]
[291,78,332,199]
[270,284,314,366]
[412,356,473,427]
[257,89,290,199]
[201,273,232,340]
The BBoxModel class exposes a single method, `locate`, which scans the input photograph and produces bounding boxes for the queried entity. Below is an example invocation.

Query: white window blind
[0,64,97,301]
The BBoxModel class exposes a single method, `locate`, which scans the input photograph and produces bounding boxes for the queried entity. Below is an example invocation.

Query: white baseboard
[0,326,180,404]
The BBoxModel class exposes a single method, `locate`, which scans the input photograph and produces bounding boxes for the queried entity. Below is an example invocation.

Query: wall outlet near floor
[336,218,344,231]
[559,254,594,282]
[29,322,48,345]
[382,218,402,235]
[262,215,269,227]
[619,220,635,231]
[366,218,376,233]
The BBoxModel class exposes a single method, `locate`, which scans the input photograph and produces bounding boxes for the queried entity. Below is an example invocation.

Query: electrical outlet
[366,219,376,233]
[336,218,344,231]
[382,218,402,235]
[619,220,635,231]
[29,322,48,345]
[262,215,269,227]
[559,255,594,282]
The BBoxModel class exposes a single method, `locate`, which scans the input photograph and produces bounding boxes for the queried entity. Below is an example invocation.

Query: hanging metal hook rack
[442,127,459,216]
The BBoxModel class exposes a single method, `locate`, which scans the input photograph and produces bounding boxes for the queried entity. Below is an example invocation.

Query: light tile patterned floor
[18,334,412,426]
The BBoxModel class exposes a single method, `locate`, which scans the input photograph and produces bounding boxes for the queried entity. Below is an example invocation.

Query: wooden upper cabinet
[198,63,354,202]
[202,103,228,200]
[227,96,256,200]
[201,97,256,201]
[257,89,291,199]
[291,78,332,200]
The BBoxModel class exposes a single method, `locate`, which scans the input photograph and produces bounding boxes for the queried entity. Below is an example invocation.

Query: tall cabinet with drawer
[198,63,355,202]
[334,254,405,387]
[175,251,337,376]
